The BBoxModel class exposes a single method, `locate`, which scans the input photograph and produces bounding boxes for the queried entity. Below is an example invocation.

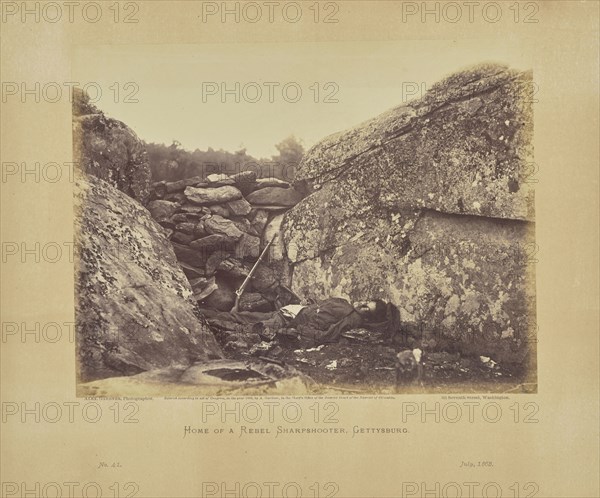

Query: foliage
[146,136,305,183]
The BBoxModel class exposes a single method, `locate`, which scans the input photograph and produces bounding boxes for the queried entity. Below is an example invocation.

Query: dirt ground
[211,324,537,395]
[77,325,537,398]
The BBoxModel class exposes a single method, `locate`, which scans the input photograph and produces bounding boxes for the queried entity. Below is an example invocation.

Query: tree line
[146,135,305,183]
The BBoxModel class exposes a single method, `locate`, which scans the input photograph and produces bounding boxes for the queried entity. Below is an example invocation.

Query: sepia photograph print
[2,2,599,497]
[72,44,537,397]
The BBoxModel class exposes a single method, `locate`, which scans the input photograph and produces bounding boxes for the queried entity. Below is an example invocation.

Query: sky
[71,40,533,158]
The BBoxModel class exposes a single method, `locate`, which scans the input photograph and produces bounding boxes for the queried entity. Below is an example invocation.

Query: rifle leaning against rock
[231,235,276,313]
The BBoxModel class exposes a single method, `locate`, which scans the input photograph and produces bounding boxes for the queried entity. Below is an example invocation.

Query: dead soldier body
[216,239,401,346]
[201,297,423,387]
[252,298,401,347]
[253,298,423,387]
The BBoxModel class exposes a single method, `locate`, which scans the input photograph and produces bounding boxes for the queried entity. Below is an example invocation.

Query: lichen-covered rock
[73,102,151,205]
[74,175,222,382]
[283,64,536,363]
[296,63,534,221]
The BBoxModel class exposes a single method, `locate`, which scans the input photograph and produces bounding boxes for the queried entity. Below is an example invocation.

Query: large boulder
[296,64,534,220]
[283,64,536,363]
[73,93,151,205]
[74,175,223,382]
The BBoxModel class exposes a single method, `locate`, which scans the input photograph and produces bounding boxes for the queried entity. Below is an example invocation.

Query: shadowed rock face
[74,175,223,382]
[283,64,536,363]
[73,90,151,205]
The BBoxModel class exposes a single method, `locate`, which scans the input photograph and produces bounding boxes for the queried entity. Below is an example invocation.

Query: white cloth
[280,304,306,320]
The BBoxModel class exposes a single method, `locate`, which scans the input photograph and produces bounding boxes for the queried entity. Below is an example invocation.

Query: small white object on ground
[280,304,306,319]
[412,348,422,363]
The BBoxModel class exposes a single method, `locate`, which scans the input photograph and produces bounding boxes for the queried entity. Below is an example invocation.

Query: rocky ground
[79,336,536,397]
[208,319,536,394]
